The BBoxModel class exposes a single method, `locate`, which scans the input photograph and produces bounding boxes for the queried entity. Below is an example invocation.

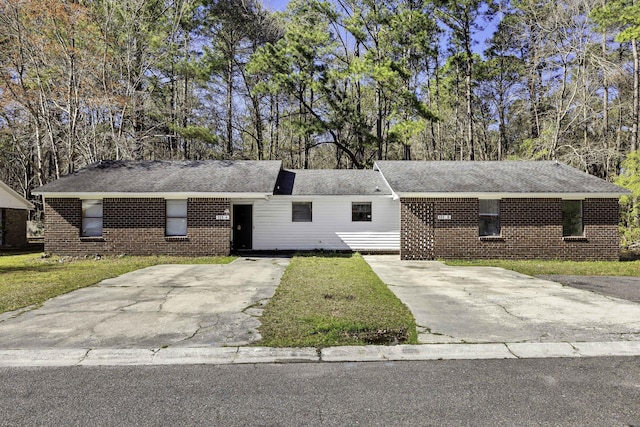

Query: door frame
[232,204,253,251]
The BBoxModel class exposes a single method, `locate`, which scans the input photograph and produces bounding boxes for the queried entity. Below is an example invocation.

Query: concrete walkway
[363,255,640,344]
[0,257,289,349]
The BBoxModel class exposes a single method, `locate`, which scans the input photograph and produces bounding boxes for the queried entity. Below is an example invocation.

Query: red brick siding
[400,197,620,261]
[1,208,28,248]
[44,198,231,256]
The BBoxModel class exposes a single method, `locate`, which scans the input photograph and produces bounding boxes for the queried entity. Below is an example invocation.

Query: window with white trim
[81,200,103,237]
[292,202,312,222]
[166,200,188,236]
[562,200,583,237]
[479,199,500,237]
[352,202,372,222]
[0,208,4,245]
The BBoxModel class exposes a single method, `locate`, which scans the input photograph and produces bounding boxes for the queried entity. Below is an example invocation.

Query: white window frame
[166,199,188,236]
[0,208,4,245]
[81,200,103,237]
[479,199,500,237]
[292,202,312,222]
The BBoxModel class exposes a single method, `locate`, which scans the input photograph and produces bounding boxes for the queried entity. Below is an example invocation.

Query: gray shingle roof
[374,160,629,195]
[34,160,283,194]
[275,169,392,195]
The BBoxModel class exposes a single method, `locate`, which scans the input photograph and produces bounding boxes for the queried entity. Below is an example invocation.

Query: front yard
[258,254,418,347]
[3,251,638,348]
[0,252,234,314]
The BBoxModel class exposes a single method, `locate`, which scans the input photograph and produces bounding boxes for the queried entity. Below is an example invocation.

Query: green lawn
[258,254,418,348]
[445,259,640,277]
[0,252,234,314]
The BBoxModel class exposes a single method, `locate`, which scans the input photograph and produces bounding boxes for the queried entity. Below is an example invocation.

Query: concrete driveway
[0,257,289,349]
[364,255,640,344]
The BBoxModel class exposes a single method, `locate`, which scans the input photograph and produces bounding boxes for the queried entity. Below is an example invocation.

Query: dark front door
[233,205,252,251]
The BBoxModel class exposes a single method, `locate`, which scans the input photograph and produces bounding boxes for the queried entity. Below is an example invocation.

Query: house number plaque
[437,215,452,220]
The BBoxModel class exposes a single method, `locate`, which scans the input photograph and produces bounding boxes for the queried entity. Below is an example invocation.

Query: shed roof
[0,180,34,210]
[33,160,283,196]
[274,169,392,196]
[374,160,629,197]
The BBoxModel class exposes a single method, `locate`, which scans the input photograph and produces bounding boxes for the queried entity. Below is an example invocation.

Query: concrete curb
[1,341,640,367]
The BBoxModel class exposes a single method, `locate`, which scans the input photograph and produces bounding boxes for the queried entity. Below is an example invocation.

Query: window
[479,199,500,237]
[562,200,583,237]
[352,202,372,222]
[0,208,4,245]
[292,202,312,222]
[82,200,103,237]
[166,200,187,236]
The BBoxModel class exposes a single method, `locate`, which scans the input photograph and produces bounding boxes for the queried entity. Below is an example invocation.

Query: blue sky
[263,0,289,12]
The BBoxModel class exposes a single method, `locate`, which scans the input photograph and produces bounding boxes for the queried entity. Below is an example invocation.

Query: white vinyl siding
[252,196,399,251]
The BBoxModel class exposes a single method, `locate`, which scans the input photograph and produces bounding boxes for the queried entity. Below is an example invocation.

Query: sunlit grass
[259,253,417,348]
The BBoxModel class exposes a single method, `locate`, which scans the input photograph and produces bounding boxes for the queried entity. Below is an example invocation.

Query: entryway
[233,204,253,251]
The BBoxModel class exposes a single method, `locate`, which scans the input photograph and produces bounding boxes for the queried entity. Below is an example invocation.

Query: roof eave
[395,192,630,199]
[32,191,274,199]
[0,181,35,210]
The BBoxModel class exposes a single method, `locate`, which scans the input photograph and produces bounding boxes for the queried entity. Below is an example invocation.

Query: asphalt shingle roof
[374,160,629,195]
[34,160,283,194]
[274,169,392,196]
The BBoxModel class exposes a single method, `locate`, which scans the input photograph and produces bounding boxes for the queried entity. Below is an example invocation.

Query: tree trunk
[632,39,639,152]
[464,19,474,161]
[226,52,234,156]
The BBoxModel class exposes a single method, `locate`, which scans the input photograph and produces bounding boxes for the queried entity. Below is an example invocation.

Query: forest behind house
[2,0,640,246]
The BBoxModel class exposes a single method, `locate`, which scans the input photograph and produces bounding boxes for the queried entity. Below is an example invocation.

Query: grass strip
[258,253,418,348]
[445,259,640,277]
[0,252,234,314]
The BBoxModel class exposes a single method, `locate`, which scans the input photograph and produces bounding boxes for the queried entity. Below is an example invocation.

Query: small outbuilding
[0,180,34,248]
[33,159,630,261]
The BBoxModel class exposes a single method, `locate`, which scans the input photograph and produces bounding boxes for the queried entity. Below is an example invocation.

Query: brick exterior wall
[44,198,231,256]
[0,208,28,248]
[400,197,620,261]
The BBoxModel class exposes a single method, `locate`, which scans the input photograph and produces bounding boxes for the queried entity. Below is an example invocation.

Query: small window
[0,208,4,245]
[562,200,583,237]
[82,200,103,237]
[479,199,500,237]
[292,202,312,222]
[166,200,187,236]
[352,202,372,222]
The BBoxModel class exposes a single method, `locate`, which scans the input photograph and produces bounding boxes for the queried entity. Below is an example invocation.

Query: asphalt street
[1,357,639,426]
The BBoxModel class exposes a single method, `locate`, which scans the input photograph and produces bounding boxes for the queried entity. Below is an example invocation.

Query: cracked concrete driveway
[364,255,640,344]
[0,257,289,349]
